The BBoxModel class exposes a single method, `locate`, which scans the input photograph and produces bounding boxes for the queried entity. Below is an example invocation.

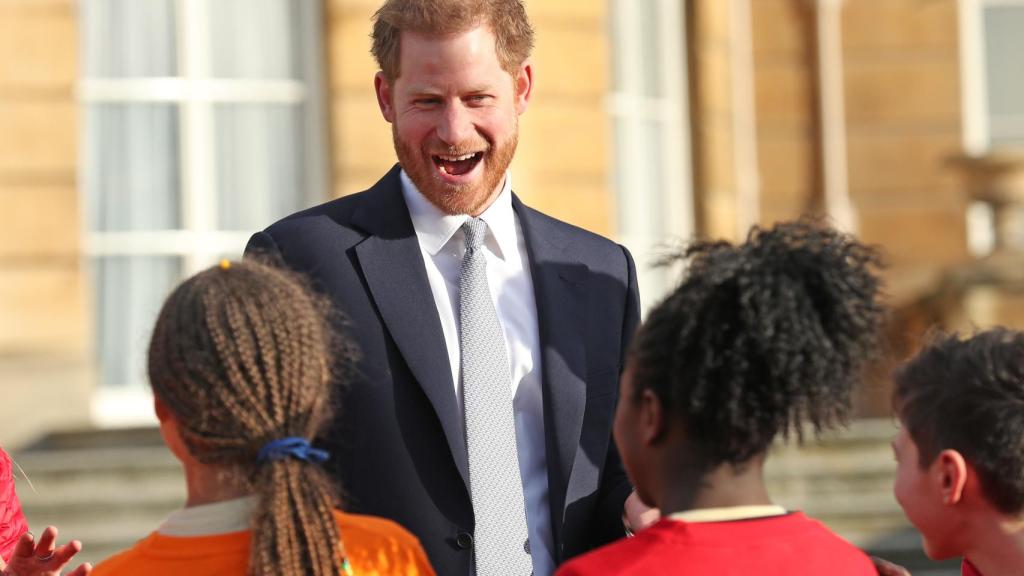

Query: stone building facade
[1,0,1017,439]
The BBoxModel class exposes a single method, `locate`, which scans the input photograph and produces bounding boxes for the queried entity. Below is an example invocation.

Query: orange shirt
[93,510,434,576]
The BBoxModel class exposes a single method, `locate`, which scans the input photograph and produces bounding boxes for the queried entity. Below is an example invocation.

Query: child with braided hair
[557,220,886,575]
[92,260,434,576]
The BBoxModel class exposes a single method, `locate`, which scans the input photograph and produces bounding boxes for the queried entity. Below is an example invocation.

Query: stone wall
[0,0,984,434]
[739,0,966,273]
[751,0,821,225]
[689,0,742,241]
[843,0,967,270]
[0,0,92,447]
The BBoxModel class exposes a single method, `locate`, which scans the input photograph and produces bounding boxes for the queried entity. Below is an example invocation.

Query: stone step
[767,472,896,502]
[11,421,964,573]
[767,444,896,471]
[12,446,185,527]
[12,444,177,472]
[12,431,181,567]
[12,443,180,490]
[21,427,166,451]
[779,491,900,517]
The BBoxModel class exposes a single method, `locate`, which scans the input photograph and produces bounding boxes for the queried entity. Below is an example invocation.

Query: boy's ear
[638,388,668,446]
[154,397,171,422]
[935,449,969,506]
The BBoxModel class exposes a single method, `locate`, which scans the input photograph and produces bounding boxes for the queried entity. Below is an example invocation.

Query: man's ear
[935,449,969,506]
[514,61,533,115]
[374,71,396,123]
[638,388,668,446]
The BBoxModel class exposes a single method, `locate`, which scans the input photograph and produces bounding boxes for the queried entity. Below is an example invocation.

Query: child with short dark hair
[557,221,885,575]
[893,329,1024,576]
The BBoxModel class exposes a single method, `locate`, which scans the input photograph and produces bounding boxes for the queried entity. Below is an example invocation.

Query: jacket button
[524,538,531,554]
[455,532,474,550]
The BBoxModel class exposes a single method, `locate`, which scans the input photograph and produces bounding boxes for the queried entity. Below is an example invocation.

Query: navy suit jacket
[245,165,639,575]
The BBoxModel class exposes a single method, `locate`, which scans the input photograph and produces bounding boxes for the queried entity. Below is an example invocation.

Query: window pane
[613,116,666,240]
[984,5,1024,146]
[990,120,1024,148]
[642,118,666,239]
[94,256,182,389]
[85,104,182,232]
[610,0,663,98]
[639,0,663,98]
[213,104,306,230]
[202,0,305,79]
[82,0,177,78]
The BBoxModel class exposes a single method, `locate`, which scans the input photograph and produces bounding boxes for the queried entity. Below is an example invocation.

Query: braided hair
[147,259,358,576]
[632,220,885,470]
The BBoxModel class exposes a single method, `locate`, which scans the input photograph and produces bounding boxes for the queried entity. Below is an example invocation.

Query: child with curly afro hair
[558,220,886,576]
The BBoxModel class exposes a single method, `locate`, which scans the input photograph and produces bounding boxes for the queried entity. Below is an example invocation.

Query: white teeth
[437,152,478,162]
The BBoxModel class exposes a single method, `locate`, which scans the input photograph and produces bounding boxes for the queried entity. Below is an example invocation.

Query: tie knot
[462,218,488,252]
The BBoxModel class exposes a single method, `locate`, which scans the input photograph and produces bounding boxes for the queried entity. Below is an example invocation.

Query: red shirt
[962,559,983,576]
[0,447,28,562]
[556,513,876,576]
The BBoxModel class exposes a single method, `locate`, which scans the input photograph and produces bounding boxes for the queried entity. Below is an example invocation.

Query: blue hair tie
[257,437,329,464]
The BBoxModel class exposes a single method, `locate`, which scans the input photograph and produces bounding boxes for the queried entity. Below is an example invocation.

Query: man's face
[892,426,961,559]
[374,25,531,216]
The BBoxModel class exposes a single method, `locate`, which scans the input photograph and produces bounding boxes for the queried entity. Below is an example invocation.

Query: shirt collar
[400,170,517,260]
[667,505,789,524]
[157,496,258,536]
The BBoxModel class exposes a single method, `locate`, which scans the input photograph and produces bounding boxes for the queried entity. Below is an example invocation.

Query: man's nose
[435,102,473,146]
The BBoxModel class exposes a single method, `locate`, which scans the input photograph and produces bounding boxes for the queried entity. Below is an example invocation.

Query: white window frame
[959,0,1024,154]
[958,0,1024,255]
[608,0,695,312]
[79,0,327,426]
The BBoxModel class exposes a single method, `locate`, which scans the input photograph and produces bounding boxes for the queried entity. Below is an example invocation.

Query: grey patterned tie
[459,218,532,576]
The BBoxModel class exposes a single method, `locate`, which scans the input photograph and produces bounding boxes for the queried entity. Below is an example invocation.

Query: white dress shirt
[401,170,555,576]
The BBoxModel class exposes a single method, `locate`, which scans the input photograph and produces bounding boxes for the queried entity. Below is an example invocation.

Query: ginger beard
[393,119,518,216]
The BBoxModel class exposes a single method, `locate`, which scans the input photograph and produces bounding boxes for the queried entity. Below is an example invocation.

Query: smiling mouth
[432,151,484,177]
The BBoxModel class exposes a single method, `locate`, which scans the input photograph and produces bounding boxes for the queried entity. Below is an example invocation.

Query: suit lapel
[514,196,588,548]
[352,166,469,488]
